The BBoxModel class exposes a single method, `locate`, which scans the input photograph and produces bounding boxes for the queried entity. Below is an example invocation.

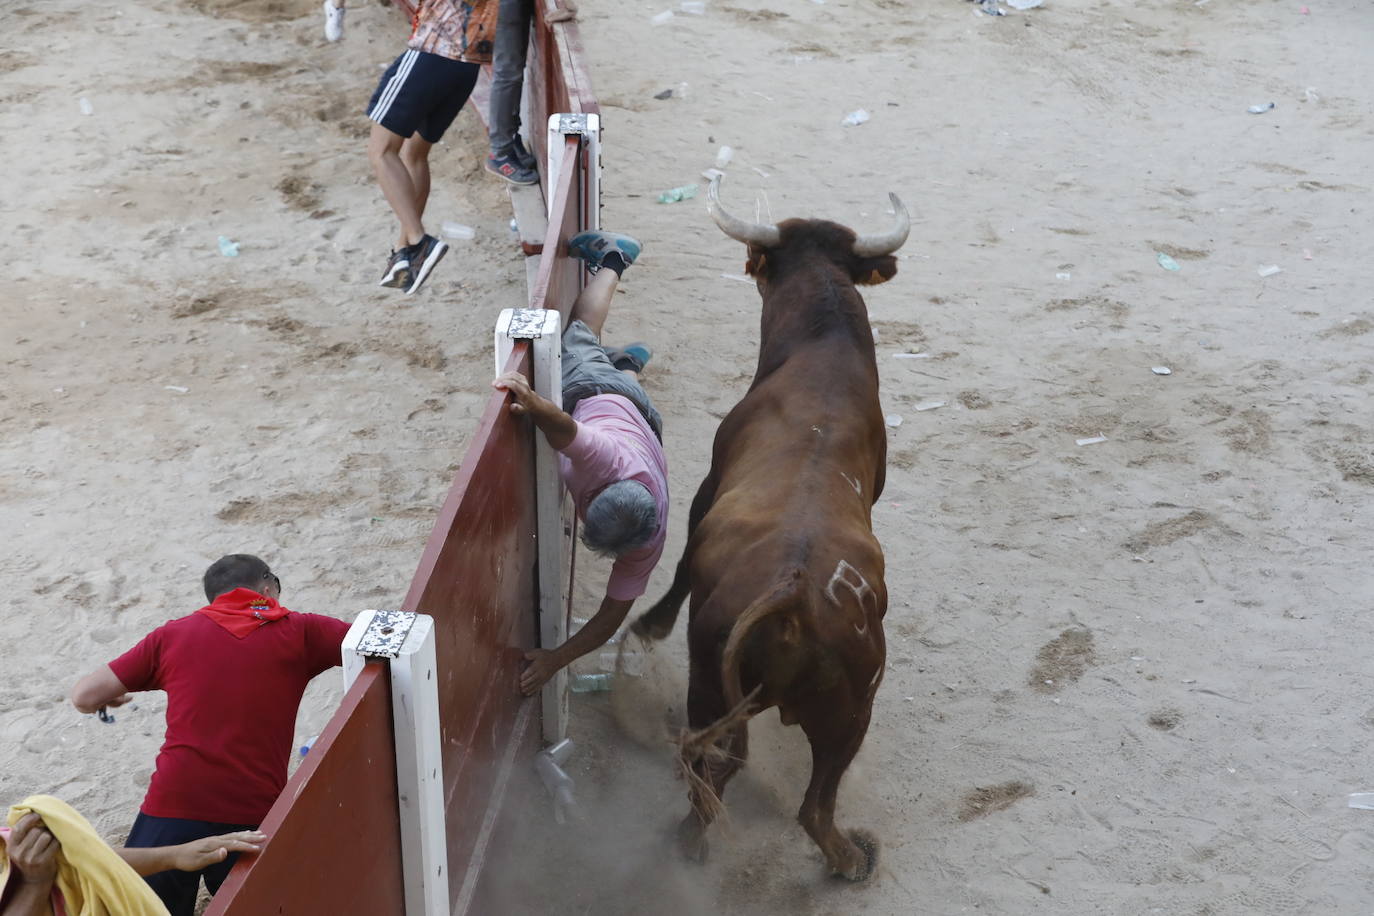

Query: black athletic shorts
[366,49,480,144]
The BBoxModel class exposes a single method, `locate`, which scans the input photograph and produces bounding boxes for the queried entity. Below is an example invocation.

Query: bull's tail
[630,552,693,642]
[719,568,805,712]
[677,570,806,820]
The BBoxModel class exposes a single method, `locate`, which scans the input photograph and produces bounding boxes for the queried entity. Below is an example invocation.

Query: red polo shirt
[108,609,349,824]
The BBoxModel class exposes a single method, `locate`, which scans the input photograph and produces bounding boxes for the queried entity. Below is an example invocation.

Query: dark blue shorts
[125,811,256,916]
[366,49,480,144]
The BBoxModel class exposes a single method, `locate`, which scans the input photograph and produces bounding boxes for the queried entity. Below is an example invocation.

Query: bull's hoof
[630,613,673,642]
[676,816,710,864]
[833,829,879,882]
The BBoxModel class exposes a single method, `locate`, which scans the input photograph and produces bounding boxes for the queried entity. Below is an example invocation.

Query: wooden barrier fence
[207,3,601,913]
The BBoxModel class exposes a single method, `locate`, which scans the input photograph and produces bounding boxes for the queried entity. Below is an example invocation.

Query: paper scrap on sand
[1076,435,1107,446]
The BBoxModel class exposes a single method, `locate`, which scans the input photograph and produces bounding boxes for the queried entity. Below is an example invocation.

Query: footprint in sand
[1028,627,1096,693]
[1122,509,1216,554]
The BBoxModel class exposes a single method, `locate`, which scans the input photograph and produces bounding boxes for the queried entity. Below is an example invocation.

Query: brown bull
[631,177,909,881]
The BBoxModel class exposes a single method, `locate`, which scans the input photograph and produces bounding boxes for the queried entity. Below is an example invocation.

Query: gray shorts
[562,320,663,441]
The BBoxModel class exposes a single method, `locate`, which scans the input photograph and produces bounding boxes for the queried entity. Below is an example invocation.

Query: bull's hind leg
[797,707,877,881]
[676,674,749,863]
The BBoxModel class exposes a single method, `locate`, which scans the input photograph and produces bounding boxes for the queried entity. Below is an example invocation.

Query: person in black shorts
[365,0,498,296]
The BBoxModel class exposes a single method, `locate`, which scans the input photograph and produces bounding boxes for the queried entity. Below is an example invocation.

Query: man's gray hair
[582,480,658,558]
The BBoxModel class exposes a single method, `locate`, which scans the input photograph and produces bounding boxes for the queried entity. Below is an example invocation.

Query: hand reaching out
[168,831,267,872]
[519,649,560,696]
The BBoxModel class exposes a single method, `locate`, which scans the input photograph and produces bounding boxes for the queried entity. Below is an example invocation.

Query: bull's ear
[745,250,768,277]
[855,255,898,285]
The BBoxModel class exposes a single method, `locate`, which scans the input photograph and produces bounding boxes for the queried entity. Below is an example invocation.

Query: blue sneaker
[568,231,642,274]
[606,342,652,373]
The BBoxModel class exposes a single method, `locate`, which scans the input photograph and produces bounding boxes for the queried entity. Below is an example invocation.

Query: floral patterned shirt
[407,0,497,64]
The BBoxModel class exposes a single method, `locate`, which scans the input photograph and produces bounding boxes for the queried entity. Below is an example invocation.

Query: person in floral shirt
[364,0,499,296]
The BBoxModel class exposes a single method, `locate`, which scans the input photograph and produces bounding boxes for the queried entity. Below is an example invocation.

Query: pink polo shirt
[560,395,669,600]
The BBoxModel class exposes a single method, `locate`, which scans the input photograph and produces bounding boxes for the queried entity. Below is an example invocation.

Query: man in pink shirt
[493,231,668,696]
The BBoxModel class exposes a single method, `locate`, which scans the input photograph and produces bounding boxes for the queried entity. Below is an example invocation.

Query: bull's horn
[852,193,911,257]
[706,176,781,248]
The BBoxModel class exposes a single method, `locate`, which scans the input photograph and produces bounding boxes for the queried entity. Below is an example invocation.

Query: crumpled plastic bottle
[657,184,699,203]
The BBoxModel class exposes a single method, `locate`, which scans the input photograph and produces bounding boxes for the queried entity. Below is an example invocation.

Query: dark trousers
[125,811,256,916]
[489,0,533,154]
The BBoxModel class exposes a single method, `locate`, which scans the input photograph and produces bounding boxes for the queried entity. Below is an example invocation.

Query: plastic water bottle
[657,184,699,204]
[546,738,574,766]
[570,673,613,693]
[598,644,644,677]
[299,734,319,757]
[534,743,577,823]
[441,222,475,240]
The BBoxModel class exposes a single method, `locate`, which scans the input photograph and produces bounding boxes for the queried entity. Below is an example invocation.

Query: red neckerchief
[195,588,292,638]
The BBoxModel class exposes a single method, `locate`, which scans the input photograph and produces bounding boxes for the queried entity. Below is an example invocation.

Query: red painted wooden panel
[403,344,541,908]
[208,665,401,915]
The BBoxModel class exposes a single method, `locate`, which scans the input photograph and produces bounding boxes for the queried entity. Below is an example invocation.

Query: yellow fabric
[3,796,169,916]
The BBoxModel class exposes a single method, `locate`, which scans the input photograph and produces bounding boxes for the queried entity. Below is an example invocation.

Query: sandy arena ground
[4,0,1373,913]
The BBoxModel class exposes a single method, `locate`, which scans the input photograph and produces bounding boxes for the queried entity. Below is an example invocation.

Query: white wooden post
[494,308,570,743]
[545,112,601,229]
[342,611,447,916]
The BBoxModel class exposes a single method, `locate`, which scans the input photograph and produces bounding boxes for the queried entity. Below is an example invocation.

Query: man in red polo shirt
[69,554,349,916]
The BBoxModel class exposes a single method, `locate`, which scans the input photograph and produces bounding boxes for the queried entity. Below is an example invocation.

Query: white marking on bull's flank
[825,560,873,634]
[840,472,862,496]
